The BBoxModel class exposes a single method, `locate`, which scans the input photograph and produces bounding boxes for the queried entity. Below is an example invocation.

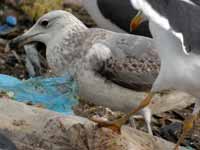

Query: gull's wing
[143,0,200,54]
[86,33,160,91]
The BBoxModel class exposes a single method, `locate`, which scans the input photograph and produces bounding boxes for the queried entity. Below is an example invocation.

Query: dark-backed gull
[82,0,151,36]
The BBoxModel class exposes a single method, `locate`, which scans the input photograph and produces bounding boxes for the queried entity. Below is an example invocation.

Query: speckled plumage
[10,11,160,134]
[100,55,159,91]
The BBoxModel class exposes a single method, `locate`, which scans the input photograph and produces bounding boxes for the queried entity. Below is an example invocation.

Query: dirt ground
[0,2,199,150]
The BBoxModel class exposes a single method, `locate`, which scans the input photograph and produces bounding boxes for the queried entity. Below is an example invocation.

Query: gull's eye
[40,19,49,27]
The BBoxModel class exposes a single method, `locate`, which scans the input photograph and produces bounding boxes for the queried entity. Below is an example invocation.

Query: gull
[82,0,151,36]
[9,10,160,134]
[122,0,200,149]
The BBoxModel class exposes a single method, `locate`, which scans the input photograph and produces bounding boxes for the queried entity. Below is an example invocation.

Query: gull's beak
[130,11,145,32]
[9,28,41,50]
[9,34,32,49]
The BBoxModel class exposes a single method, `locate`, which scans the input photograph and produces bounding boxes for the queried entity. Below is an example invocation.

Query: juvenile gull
[82,0,151,36]
[9,10,160,134]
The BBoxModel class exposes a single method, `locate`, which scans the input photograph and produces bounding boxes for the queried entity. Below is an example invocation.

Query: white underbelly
[77,70,146,113]
[149,20,200,97]
[153,60,200,96]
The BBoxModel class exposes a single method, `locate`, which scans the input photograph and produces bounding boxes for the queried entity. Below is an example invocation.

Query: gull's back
[82,28,160,91]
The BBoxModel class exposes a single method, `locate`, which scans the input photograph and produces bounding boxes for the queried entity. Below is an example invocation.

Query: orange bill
[130,11,144,32]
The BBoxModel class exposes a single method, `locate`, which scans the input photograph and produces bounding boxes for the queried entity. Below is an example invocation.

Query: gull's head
[9,10,86,49]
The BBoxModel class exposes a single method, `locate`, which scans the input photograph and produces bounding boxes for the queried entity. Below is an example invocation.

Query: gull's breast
[76,69,146,113]
[149,20,200,96]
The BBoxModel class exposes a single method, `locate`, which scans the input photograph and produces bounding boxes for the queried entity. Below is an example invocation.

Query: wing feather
[86,34,160,91]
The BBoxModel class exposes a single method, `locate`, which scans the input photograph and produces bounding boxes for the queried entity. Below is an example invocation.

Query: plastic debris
[6,16,17,26]
[185,146,195,150]
[0,74,78,114]
[0,25,12,33]
[0,16,17,35]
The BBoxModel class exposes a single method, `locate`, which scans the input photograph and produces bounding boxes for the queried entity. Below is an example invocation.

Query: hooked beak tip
[9,37,21,50]
[9,33,35,50]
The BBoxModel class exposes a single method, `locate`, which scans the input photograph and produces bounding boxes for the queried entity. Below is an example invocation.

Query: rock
[160,122,182,143]
[0,38,7,46]
[150,91,196,114]
[0,97,188,150]
[0,132,17,150]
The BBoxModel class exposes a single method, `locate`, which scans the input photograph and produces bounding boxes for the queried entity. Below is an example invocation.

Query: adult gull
[126,0,200,149]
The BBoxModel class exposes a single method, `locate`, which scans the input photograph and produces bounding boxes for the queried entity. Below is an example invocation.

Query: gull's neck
[149,21,185,62]
[46,23,88,76]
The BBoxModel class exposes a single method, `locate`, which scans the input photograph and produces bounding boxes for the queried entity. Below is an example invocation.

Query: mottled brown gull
[9,10,160,134]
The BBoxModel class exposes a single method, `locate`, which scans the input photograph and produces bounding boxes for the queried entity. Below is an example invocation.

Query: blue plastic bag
[0,74,78,114]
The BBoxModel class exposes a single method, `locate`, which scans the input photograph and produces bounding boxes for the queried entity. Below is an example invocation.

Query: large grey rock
[0,97,188,150]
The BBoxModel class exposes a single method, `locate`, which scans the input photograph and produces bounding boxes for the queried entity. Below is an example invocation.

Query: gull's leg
[174,100,200,150]
[129,116,137,128]
[174,114,197,150]
[91,92,155,133]
[142,107,153,135]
